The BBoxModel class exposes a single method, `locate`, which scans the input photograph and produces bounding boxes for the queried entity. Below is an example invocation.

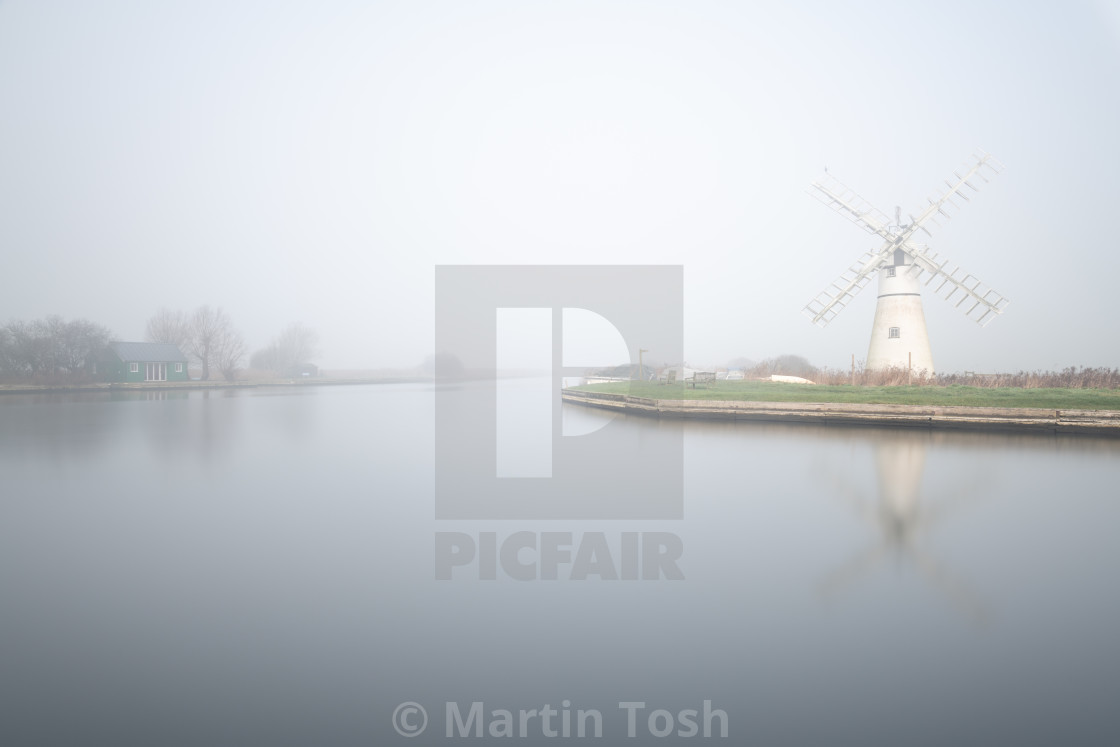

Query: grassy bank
[572,380,1120,411]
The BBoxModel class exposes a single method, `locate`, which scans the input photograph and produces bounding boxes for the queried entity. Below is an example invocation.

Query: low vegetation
[736,355,1120,390]
[812,365,1120,390]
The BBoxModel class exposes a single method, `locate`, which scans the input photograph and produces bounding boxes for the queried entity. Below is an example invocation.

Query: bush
[812,363,1120,389]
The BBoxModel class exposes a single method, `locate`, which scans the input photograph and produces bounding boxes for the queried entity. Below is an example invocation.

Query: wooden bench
[691,371,716,388]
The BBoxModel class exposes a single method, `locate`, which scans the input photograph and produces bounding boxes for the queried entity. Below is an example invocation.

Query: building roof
[108,341,188,362]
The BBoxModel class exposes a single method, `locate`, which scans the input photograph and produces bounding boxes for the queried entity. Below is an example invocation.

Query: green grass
[572,380,1120,410]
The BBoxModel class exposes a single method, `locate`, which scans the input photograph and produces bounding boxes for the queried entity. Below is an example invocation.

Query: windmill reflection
[820,430,990,623]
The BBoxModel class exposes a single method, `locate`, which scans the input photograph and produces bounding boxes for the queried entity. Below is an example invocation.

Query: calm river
[1,382,1118,746]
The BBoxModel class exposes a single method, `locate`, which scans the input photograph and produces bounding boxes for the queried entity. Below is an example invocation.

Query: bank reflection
[0,386,322,466]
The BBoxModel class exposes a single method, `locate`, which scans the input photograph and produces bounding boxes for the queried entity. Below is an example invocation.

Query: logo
[434,265,684,519]
[392,702,428,737]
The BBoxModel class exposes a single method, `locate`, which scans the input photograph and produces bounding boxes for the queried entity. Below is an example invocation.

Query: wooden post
[851,353,855,387]
[908,351,912,386]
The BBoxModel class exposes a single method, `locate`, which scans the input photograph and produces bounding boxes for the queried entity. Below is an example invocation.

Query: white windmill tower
[803,151,1010,373]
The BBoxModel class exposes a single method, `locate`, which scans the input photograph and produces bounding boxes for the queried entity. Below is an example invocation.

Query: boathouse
[96,342,190,383]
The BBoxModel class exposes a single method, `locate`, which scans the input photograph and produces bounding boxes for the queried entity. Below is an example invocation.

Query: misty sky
[2,1,1119,372]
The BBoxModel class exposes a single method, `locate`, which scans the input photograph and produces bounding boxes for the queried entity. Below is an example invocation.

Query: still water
[1,383,1118,746]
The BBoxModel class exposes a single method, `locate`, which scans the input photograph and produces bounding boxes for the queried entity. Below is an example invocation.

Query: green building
[96,342,190,383]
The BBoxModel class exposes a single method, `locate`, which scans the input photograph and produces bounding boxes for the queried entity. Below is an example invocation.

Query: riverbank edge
[0,377,429,395]
[561,389,1120,436]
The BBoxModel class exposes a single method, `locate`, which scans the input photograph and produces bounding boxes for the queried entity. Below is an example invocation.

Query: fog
[2,1,1118,372]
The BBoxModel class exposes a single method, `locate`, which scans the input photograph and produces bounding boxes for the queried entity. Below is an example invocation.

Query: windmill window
[889,327,901,339]
[886,267,896,278]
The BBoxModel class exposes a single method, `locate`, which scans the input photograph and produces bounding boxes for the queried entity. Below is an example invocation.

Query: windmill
[816,432,990,623]
[803,150,1009,372]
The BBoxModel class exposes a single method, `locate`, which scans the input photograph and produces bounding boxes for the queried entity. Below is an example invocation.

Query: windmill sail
[804,150,1009,332]
[904,245,1011,326]
[902,151,1005,239]
[808,173,894,240]
[802,243,892,327]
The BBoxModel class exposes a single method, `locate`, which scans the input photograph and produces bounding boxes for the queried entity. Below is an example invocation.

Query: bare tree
[250,322,319,373]
[145,308,191,350]
[215,327,248,382]
[146,306,246,381]
[0,326,11,375]
[5,319,51,375]
[277,323,319,366]
[187,305,232,381]
[56,318,111,374]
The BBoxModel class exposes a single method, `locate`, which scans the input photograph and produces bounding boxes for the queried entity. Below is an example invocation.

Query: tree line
[0,309,319,384]
[146,308,319,381]
[0,316,111,383]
